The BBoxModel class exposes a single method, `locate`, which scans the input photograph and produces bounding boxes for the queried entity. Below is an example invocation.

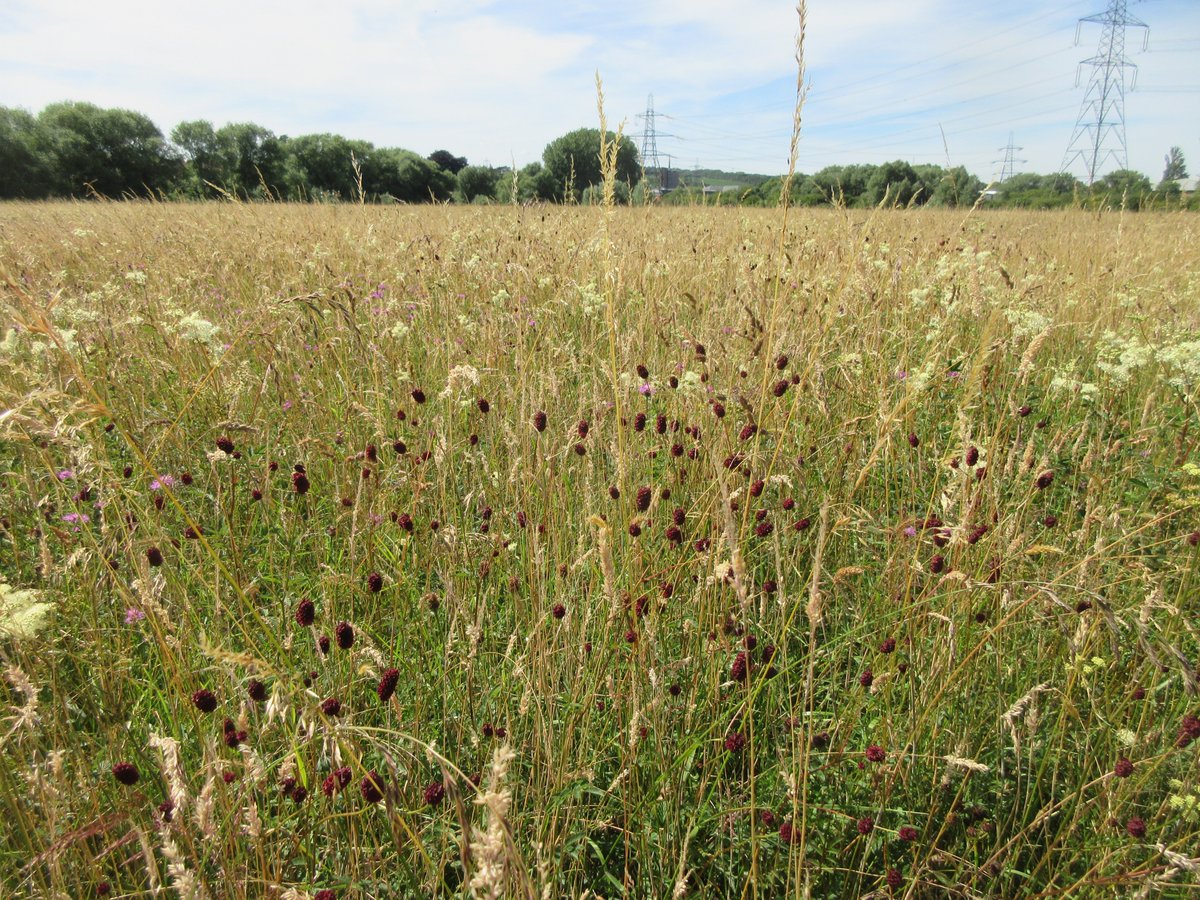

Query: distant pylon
[1061,0,1149,184]
[637,94,663,188]
[994,133,1026,183]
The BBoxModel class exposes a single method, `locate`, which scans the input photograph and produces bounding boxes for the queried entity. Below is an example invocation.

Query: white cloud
[1,0,1195,177]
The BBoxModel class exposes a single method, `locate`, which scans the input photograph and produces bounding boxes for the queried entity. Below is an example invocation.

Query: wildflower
[928,555,945,574]
[773,379,789,397]
[112,762,139,785]
[335,621,354,650]
[860,670,874,688]
[552,603,566,619]
[411,388,426,404]
[1114,758,1134,778]
[424,780,446,806]
[966,446,979,466]
[968,524,989,545]
[634,412,647,431]
[857,817,874,835]
[656,414,668,434]
[1017,405,1032,417]
[1177,714,1200,748]
[393,440,407,455]
[724,731,746,752]
[1188,530,1199,547]
[318,634,331,655]
[908,432,919,448]
[533,410,547,432]
[880,638,896,654]
[295,599,316,626]
[1036,470,1054,490]
[1043,515,1058,527]
[712,402,726,418]
[1125,816,1146,838]
[124,607,145,624]
[247,679,267,702]
[755,521,773,538]
[321,697,342,717]
[639,382,653,396]
[776,354,789,370]
[216,436,234,454]
[636,486,653,512]
[898,826,918,842]
[866,745,886,763]
[378,668,399,702]
[322,767,352,797]
[779,821,798,843]
[361,771,386,803]
[886,869,903,889]
[669,683,682,697]
[367,572,383,593]
[739,423,757,441]
[292,471,310,494]
[477,398,490,413]
[731,652,749,682]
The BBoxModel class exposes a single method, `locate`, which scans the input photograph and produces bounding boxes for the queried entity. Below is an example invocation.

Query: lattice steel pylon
[637,94,663,188]
[994,132,1026,183]
[1061,0,1149,184]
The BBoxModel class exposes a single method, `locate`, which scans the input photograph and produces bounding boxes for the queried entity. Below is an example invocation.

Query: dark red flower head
[779,821,798,843]
[897,825,918,842]
[295,598,315,626]
[291,471,310,494]
[1114,757,1134,778]
[1125,816,1146,838]
[411,388,426,404]
[361,771,386,803]
[724,731,746,752]
[378,667,400,702]
[320,697,342,717]
[335,621,354,650]
[533,410,547,432]
[367,571,383,593]
[1035,470,1054,490]
[857,816,874,835]
[192,689,217,713]
[322,766,353,797]
[423,780,446,806]
[886,868,903,889]
[112,761,139,785]
[146,546,163,567]
[907,432,919,448]
[216,435,234,454]
[636,486,652,512]
[865,744,886,763]
[552,603,566,619]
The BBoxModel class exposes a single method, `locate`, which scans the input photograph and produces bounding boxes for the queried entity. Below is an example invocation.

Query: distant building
[1175,177,1199,195]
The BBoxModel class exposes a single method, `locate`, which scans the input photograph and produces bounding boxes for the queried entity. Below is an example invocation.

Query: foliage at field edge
[1,203,1199,898]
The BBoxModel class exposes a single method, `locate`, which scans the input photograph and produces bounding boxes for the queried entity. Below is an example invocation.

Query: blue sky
[1,0,1196,181]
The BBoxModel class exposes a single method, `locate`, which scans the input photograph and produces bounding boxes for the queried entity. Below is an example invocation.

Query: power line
[1061,0,1150,183]
[994,132,1028,182]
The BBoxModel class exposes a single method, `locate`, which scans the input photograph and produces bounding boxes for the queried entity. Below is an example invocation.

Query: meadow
[0,199,1198,898]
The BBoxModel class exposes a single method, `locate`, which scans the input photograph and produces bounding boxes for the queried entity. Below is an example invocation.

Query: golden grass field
[1,200,1198,897]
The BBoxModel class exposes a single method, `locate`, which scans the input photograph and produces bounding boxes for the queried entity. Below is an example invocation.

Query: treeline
[662,163,1196,210]
[1,101,1194,209]
[0,102,641,203]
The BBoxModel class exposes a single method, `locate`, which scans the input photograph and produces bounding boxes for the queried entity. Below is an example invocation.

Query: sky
[1,0,1197,182]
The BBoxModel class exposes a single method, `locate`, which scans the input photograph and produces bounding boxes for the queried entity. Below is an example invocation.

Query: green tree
[457,165,499,202]
[1090,169,1152,209]
[0,106,53,198]
[38,101,179,197]
[542,128,639,202]
[282,133,371,200]
[170,120,235,197]
[514,162,556,202]
[866,161,926,207]
[216,123,285,198]
[368,148,455,202]
[931,165,985,207]
[428,150,468,175]
[1162,146,1187,183]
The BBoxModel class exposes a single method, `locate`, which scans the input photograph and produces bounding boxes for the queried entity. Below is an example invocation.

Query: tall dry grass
[0,199,1198,897]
